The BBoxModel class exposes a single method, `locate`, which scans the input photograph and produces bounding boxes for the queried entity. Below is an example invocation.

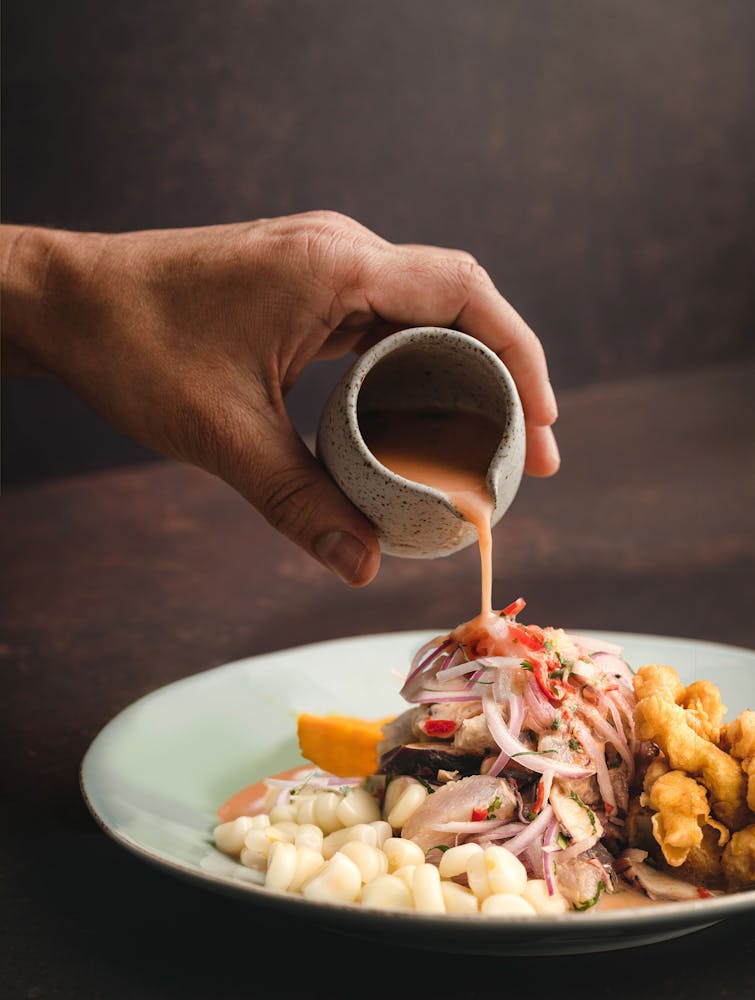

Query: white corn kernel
[315,792,344,834]
[412,863,446,913]
[267,821,298,844]
[441,880,479,914]
[521,878,570,914]
[382,837,425,872]
[264,841,298,892]
[466,852,492,900]
[322,823,377,859]
[393,865,418,889]
[295,795,319,826]
[294,823,324,852]
[438,842,484,879]
[481,893,537,916]
[213,816,256,856]
[246,813,271,829]
[301,851,362,903]
[336,787,382,827]
[361,874,413,911]
[243,828,273,857]
[339,842,388,884]
[483,845,528,896]
[287,846,325,893]
[269,803,298,824]
[383,776,420,819]
[387,783,428,830]
[370,820,393,847]
[239,847,267,870]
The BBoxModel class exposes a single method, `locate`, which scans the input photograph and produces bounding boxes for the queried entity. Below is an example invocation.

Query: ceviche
[213,599,755,915]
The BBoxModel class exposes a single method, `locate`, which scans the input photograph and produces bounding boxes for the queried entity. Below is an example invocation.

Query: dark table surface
[3,360,755,1000]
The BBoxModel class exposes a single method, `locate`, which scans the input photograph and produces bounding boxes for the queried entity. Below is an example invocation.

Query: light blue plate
[80,629,755,956]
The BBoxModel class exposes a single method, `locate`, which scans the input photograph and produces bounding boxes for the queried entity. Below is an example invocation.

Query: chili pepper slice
[502,597,526,617]
[423,719,457,737]
[509,622,545,651]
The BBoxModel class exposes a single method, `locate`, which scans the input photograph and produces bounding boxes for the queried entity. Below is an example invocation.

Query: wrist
[1,224,104,377]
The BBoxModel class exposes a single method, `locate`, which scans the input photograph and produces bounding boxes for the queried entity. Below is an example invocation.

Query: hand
[1,211,559,585]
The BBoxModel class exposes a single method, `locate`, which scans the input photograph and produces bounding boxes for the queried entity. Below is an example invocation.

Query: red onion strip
[503,804,554,856]
[573,720,616,814]
[543,832,600,862]
[482,689,594,779]
[542,816,559,895]
[568,633,624,657]
[486,693,526,777]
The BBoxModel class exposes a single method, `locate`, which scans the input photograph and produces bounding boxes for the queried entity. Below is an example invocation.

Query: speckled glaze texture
[316,327,525,558]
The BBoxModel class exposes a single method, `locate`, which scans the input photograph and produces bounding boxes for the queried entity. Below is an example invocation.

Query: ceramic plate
[80,629,755,956]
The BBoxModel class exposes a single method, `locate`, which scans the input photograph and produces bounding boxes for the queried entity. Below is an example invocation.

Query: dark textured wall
[3,0,754,485]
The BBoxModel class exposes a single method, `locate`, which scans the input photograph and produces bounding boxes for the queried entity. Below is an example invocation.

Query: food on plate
[629,664,755,890]
[296,712,394,779]
[725,710,755,810]
[212,598,753,914]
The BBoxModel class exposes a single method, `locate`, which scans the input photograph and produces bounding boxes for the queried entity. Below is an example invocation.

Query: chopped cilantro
[568,737,581,752]
[486,796,503,820]
[520,659,534,671]
[551,717,562,730]
[573,881,606,911]
[569,791,597,833]
[416,776,436,794]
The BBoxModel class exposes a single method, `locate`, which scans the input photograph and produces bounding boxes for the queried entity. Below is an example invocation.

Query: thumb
[219,410,382,587]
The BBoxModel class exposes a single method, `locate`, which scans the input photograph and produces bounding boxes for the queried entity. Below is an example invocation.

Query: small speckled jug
[316,327,525,558]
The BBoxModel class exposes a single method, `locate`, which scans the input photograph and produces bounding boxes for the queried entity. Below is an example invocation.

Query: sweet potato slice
[297,712,394,778]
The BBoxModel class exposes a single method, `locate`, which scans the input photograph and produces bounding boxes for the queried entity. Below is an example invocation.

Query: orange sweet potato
[297,712,394,778]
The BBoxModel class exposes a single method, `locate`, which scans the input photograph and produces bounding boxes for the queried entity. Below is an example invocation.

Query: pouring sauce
[359,408,503,646]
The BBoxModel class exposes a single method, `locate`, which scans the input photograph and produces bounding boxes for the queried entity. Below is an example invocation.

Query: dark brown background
[3,0,754,485]
[2,4,755,1000]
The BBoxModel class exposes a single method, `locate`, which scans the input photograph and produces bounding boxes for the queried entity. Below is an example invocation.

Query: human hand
[1,211,559,585]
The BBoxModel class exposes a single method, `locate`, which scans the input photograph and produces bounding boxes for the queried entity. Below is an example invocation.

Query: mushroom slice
[378,742,483,780]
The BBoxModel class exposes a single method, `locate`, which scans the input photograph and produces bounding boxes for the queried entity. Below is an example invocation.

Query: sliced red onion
[503,804,554,856]
[544,831,600,862]
[409,689,481,705]
[482,689,595,780]
[436,654,521,684]
[402,637,454,693]
[542,816,559,895]
[486,692,526,777]
[475,821,529,845]
[572,720,616,815]
[590,650,635,688]
[577,700,632,776]
[567,633,624,658]
[523,675,558,730]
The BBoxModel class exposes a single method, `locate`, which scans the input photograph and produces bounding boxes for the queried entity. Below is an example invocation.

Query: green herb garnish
[573,881,606,911]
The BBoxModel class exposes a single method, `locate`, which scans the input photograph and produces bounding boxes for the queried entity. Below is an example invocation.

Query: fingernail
[314,531,368,585]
